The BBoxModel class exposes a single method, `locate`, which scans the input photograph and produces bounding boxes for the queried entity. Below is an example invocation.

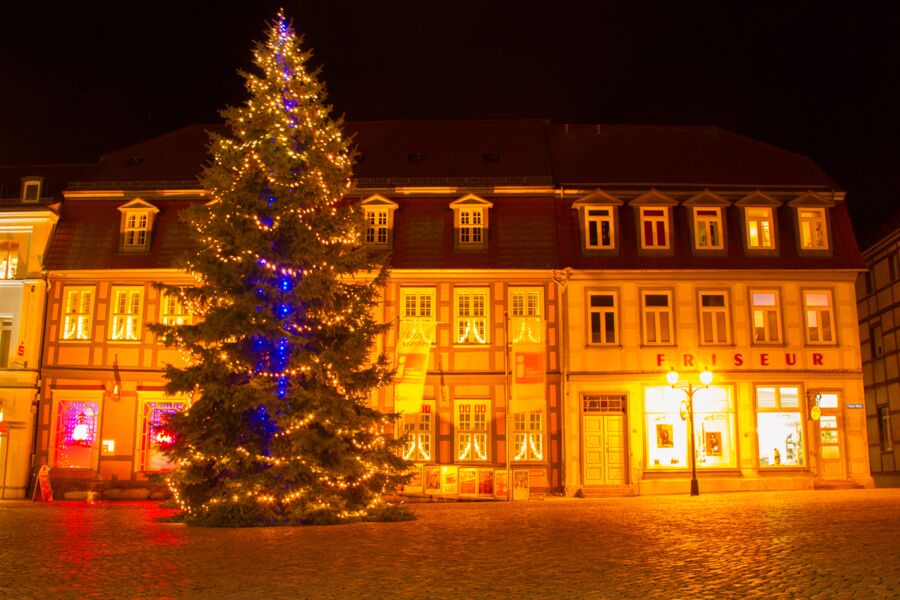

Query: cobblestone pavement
[0,489,899,599]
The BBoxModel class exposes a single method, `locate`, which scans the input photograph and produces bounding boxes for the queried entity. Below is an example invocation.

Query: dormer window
[450,194,493,250]
[117,199,159,252]
[685,191,729,253]
[572,190,622,253]
[21,177,42,203]
[631,190,676,254]
[736,191,781,255]
[788,192,833,254]
[359,194,398,249]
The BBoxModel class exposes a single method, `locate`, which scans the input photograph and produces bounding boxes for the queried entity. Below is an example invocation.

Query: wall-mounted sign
[847,403,864,409]
[656,351,827,370]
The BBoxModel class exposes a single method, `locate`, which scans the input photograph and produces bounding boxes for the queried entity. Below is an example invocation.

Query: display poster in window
[394,320,435,413]
[494,469,509,498]
[513,469,530,500]
[656,424,674,448]
[459,468,477,495]
[510,316,545,412]
[404,466,423,492]
[705,431,722,456]
[478,469,494,496]
[440,466,458,496]
[424,466,441,494]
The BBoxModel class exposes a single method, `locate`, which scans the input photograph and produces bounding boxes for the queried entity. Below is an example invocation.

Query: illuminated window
[161,290,192,326]
[513,411,543,461]
[138,400,184,472]
[510,288,541,318]
[693,207,724,250]
[454,288,488,344]
[588,291,617,345]
[117,200,158,252]
[645,385,736,469]
[880,406,893,452]
[745,207,775,249]
[109,287,143,341]
[0,319,11,368]
[401,288,435,321]
[364,207,389,245]
[641,290,673,345]
[61,287,94,340]
[458,208,484,245]
[803,290,835,344]
[639,207,670,249]
[456,400,489,461]
[53,400,99,468]
[450,195,492,250]
[0,241,19,279]
[401,402,433,462]
[755,386,804,467]
[798,207,828,250]
[698,291,730,345]
[585,208,615,249]
[750,290,782,344]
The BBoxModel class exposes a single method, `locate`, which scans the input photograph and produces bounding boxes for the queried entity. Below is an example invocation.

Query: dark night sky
[1,2,897,245]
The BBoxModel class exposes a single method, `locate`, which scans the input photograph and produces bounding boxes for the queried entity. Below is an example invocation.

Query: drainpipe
[552,267,573,495]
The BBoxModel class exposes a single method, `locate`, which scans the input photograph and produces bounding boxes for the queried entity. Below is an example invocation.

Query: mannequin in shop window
[773,448,781,465]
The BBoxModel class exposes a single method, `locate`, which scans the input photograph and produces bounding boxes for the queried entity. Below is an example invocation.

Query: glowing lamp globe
[700,370,714,386]
[72,422,89,442]
[666,369,679,386]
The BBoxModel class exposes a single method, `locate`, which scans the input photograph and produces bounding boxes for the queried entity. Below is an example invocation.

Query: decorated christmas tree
[152,11,411,526]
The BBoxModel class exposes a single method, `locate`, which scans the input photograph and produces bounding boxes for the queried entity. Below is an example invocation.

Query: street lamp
[666,367,713,496]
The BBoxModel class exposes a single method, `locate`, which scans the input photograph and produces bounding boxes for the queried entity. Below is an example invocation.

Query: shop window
[61,287,94,341]
[639,207,670,249]
[797,207,828,250]
[641,290,673,345]
[750,290,782,344]
[513,411,543,461]
[693,207,724,250]
[588,291,618,345]
[880,407,893,452]
[745,207,775,249]
[401,403,434,462]
[803,290,835,344]
[0,241,19,279]
[645,385,736,469]
[454,288,488,344]
[585,208,615,249]
[138,400,184,472]
[871,324,884,357]
[755,386,804,467]
[109,287,143,341]
[53,400,99,469]
[161,290,192,326]
[698,291,730,345]
[456,400,489,461]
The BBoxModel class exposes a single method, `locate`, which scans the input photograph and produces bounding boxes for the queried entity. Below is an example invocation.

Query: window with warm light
[0,241,19,279]
[364,207,389,245]
[745,207,775,249]
[161,290,192,326]
[138,400,185,472]
[454,288,488,344]
[456,400,489,461]
[513,410,543,461]
[698,291,730,345]
[61,287,94,340]
[458,208,484,245]
[109,287,143,341]
[450,195,492,250]
[0,319,12,368]
[401,402,434,462]
[803,290,835,344]
[588,291,618,345]
[797,207,828,250]
[510,288,541,318]
[750,290,782,344]
[755,386,804,467]
[641,290,673,345]
[53,400,99,469]
[639,207,670,249]
[123,212,150,249]
[693,207,724,250]
[585,207,615,249]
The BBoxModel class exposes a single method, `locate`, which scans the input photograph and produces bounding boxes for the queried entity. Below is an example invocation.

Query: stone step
[578,485,637,498]
[813,480,864,490]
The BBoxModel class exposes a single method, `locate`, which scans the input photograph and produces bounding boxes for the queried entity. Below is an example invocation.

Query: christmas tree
[152,11,411,526]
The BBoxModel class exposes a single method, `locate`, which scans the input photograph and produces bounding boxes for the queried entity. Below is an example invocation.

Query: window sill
[58,339,92,344]
[452,343,491,349]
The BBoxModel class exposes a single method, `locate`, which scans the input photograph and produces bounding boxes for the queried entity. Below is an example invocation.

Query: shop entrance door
[814,393,846,480]
[582,395,626,486]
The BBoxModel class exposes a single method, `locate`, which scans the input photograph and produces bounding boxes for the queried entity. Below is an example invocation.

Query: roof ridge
[98,124,220,160]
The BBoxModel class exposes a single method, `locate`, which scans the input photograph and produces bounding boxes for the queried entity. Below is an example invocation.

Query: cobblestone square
[0,489,898,599]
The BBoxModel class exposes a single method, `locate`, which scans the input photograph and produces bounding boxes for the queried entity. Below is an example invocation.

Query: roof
[0,164,92,204]
[860,206,900,253]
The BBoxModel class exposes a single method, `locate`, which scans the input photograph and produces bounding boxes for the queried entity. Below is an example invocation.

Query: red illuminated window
[138,401,184,472]
[640,207,669,249]
[53,400,99,469]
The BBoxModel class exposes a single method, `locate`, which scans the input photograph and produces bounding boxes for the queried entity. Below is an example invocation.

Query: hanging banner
[394,320,435,414]
[509,316,545,412]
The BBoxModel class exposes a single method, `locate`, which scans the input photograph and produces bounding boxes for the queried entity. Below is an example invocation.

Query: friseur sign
[656,351,830,369]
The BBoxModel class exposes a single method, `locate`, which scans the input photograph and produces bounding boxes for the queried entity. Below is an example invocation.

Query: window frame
[117,199,159,253]
[108,286,144,342]
[136,397,186,473]
[697,289,732,346]
[0,240,20,280]
[21,177,42,203]
[455,399,490,462]
[512,410,544,462]
[879,406,893,453]
[796,206,829,251]
[400,287,436,321]
[60,286,95,341]
[450,194,492,250]
[508,287,543,318]
[360,194,398,249]
[638,206,671,250]
[743,206,776,251]
[50,390,102,470]
[802,288,837,346]
[454,287,489,345]
[401,400,435,463]
[586,289,619,346]
[748,288,784,345]
[160,289,193,326]
[692,206,725,251]
[640,289,675,346]
[754,384,806,468]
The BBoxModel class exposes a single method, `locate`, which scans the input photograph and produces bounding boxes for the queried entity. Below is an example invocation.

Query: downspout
[552,267,573,495]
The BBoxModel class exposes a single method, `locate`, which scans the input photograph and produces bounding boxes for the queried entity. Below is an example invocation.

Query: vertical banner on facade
[394,320,435,414]
[509,316,545,412]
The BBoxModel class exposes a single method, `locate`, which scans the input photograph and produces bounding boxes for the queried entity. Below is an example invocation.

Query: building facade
[857,210,900,486]
[31,121,873,497]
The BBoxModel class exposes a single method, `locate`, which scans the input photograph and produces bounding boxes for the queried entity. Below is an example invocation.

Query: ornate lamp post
[666,367,713,496]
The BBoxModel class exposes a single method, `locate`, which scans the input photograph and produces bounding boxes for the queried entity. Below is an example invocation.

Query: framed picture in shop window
[404,466,423,492]
[424,466,441,494]
[656,423,674,448]
[705,432,722,456]
[459,468,477,495]
[440,466,458,496]
[513,469,530,500]
[494,470,509,498]
[478,469,494,496]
